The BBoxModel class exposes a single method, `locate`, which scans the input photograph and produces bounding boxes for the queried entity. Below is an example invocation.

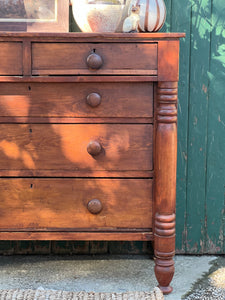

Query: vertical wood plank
[15,241,35,254]
[23,40,32,76]
[171,0,192,253]
[206,0,225,254]
[33,241,51,254]
[0,241,16,255]
[108,242,152,254]
[160,0,172,32]
[90,242,108,254]
[186,0,212,253]
[51,241,74,254]
[71,242,90,254]
[158,40,180,82]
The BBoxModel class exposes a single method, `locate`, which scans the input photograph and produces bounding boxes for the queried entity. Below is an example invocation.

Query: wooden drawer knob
[87,53,103,70]
[87,199,103,214]
[86,93,102,108]
[87,141,102,156]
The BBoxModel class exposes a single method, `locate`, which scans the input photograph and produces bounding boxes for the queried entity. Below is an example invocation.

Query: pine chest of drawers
[0,32,184,294]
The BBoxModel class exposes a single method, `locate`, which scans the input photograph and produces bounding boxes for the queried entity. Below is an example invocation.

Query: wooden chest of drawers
[0,32,184,294]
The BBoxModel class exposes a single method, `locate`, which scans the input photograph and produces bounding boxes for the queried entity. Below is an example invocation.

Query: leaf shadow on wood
[0,80,153,254]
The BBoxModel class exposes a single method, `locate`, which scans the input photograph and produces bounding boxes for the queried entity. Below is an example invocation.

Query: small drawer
[0,82,153,118]
[0,178,153,230]
[0,124,153,174]
[32,42,158,75]
[0,42,23,75]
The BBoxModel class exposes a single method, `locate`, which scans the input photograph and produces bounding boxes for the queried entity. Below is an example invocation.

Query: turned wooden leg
[154,82,178,294]
[154,213,175,294]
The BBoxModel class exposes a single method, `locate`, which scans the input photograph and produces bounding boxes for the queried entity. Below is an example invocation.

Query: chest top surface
[0,32,185,81]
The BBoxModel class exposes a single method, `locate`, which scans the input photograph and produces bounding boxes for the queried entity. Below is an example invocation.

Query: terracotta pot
[129,0,166,32]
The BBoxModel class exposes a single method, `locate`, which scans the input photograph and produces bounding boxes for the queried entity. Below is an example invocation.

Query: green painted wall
[164,0,225,254]
[0,2,224,255]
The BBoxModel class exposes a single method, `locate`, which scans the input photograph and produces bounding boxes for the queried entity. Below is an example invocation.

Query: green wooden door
[164,0,225,254]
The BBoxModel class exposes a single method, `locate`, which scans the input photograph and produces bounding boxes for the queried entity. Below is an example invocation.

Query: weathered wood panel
[32,42,158,75]
[0,42,23,75]
[170,0,191,254]
[171,0,225,254]
[0,178,152,231]
[0,124,153,174]
[206,0,225,254]
[185,0,212,254]
[0,82,153,118]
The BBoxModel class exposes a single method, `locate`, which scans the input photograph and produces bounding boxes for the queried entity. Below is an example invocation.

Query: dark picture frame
[0,0,69,32]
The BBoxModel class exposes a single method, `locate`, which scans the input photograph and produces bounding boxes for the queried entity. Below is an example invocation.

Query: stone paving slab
[0,255,222,299]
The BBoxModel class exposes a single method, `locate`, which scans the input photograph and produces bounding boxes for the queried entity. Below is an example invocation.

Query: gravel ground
[183,257,225,300]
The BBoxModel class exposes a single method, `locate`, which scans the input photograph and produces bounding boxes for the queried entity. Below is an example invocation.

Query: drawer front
[0,178,152,230]
[32,43,157,75]
[0,82,153,118]
[0,42,23,75]
[0,124,153,172]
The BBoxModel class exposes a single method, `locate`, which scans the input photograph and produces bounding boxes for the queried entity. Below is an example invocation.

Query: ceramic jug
[128,0,166,32]
[72,0,126,33]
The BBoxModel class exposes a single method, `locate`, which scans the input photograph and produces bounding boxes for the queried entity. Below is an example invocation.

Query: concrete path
[0,255,223,299]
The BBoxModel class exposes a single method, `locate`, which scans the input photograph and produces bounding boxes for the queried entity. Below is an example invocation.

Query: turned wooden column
[154,81,178,294]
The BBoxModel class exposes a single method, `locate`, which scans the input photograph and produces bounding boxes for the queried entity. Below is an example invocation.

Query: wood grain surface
[0,231,153,241]
[0,32,185,40]
[0,178,153,230]
[0,82,153,118]
[0,76,157,83]
[0,42,23,75]
[32,42,157,75]
[0,124,153,173]
[154,82,178,294]
[158,40,180,81]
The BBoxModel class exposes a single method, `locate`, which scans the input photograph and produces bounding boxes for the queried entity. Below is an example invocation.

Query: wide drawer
[0,42,23,75]
[0,178,152,230]
[32,43,157,75]
[0,82,153,119]
[0,124,153,174]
